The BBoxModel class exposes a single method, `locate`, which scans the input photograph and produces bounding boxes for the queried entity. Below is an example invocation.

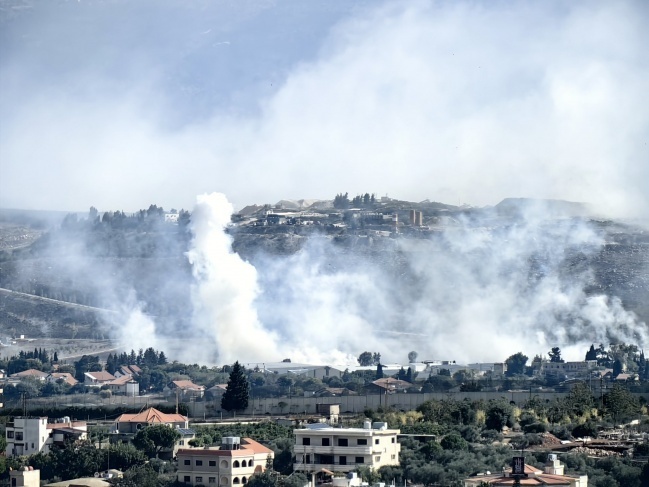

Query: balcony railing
[294,445,372,455]
[293,463,360,473]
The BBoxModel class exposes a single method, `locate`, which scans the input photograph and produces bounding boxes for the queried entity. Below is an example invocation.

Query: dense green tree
[485,401,514,431]
[221,361,249,412]
[613,359,624,377]
[132,425,181,457]
[604,383,641,423]
[505,352,528,376]
[376,363,384,380]
[440,433,468,451]
[357,352,373,366]
[585,344,597,361]
[548,347,563,363]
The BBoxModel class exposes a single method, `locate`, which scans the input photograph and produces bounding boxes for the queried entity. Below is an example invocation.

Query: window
[209,478,217,484]
[184,476,191,482]
[249,459,254,466]
[337,438,348,447]
[242,477,247,484]
[184,460,191,465]
[7,431,13,438]
[305,455,311,464]
[233,460,240,468]
[374,439,379,445]
[209,461,217,467]
[15,433,23,441]
[196,460,203,466]
[196,477,203,483]
[339,456,347,465]
[31,443,34,449]
[241,460,247,467]
[391,438,395,443]
[355,457,364,464]
[391,455,396,460]
[179,440,184,445]
[302,437,310,445]
[356,439,367,446]
[322,438,330,446]
[233,478,241,484]
[375,456,381,462]
[221,460,229,468]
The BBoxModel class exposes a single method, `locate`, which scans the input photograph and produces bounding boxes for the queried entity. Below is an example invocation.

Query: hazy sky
[1,0,648,216]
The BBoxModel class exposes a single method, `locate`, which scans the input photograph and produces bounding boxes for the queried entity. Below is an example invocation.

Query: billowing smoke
[186,193,280,363]
[158,194,647,365]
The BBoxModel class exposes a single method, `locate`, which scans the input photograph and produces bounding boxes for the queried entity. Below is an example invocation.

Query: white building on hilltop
[294,421,400,483]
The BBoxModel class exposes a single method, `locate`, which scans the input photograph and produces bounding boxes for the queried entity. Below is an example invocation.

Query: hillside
[0,199,647,350]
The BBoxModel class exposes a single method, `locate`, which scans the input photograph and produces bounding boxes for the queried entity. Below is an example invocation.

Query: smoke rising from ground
[142,193,645,365]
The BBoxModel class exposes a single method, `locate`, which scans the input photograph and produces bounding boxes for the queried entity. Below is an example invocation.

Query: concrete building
[293,421,400,481]
[464,455,587,486]
[6,417,87,458]
[176,436,274,487]
[9,466,40,487]
[539,360,597,380]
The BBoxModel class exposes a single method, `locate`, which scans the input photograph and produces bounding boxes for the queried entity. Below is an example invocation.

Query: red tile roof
[172,380,205,390]
[85,371,116,382]
[115,407,187,424]
[11,369,48,378]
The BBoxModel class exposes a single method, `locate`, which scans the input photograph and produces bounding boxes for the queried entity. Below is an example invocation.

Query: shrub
[523,422,547,434]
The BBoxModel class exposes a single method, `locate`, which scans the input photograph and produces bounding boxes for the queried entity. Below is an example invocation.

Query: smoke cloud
[1,1,648,218]
[129,193,643,365]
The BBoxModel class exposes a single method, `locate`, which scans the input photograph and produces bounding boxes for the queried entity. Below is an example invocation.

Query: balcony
[293,463,357,473]
[294,445,372,455]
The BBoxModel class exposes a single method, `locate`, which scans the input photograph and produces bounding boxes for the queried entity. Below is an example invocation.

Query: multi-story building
[538,360,598,380]
[293,421,400,480]
[176,436,274,487]
[5,417,87,458]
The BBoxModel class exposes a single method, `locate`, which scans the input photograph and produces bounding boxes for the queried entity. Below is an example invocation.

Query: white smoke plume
[174,194,647,365]
[186,193,280,363]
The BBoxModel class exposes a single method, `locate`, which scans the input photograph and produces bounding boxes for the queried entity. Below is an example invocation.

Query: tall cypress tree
[221,361,249,412]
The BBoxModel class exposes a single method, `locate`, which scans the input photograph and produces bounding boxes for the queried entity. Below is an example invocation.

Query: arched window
[233,460,240,468]
[242,477,247,484]
[221,460,229,469]
[221,477,229,485]
[241,460,247,468]
[233,478,241,484]
[249,459,254,466]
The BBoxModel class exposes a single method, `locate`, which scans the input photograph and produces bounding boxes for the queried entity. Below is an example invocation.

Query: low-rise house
[47,373,78,387]
[464,455,587,486]
[84,371,116,386]
[114,365,141,378]
[176,436,274,487]
[107,375,139,396]
[5,416,87,458]
[10,369,48,381]
[365,378,414,394]
[206,384,228,401]
[112,407,188,435]
[168,380,206,399]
